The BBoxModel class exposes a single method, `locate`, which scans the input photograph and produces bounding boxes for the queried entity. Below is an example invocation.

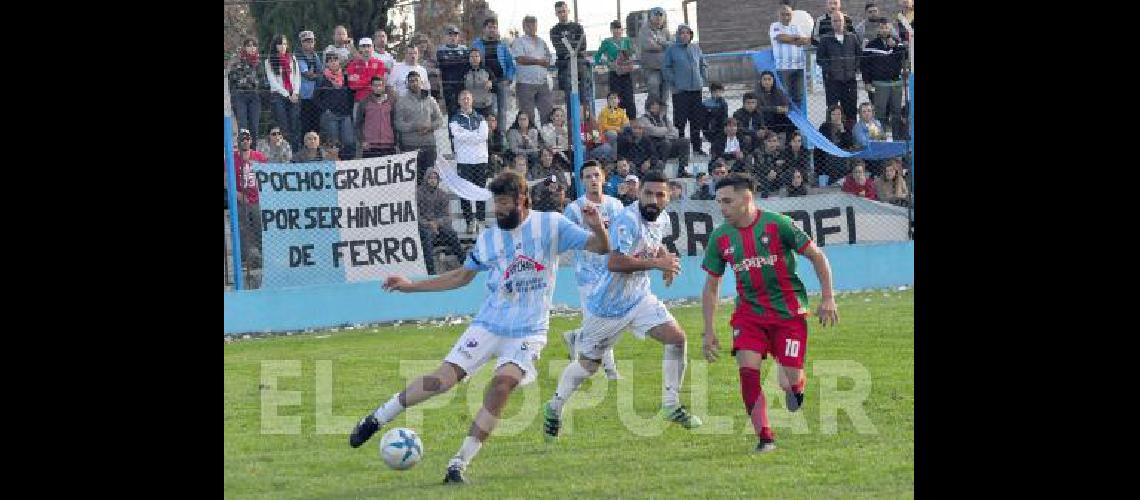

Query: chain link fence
[226,15,912,291]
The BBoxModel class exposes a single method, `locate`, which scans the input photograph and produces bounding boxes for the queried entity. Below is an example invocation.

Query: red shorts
[729,312,809,369]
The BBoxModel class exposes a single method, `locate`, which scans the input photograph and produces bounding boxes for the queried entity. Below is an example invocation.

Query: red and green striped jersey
[702,209,813,319]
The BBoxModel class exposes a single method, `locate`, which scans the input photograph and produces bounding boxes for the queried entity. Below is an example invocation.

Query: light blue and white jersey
[587,203,671,318]
[563,194,627,288]
[464,211,592,338]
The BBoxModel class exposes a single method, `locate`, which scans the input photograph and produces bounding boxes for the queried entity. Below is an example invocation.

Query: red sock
[739,367,773,441]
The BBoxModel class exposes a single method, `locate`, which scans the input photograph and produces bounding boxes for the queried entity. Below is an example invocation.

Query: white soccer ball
[379,427,424,470]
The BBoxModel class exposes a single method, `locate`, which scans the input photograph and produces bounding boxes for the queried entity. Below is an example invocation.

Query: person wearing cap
[436,25,471,117]
[618,174,640,206]
[595,20,637,119]
[296,30,324,139]
[551,1,595,117]
[370,29,397,74]
[471,18,517,147]
[232,128,268,287]
[346,37,387,106]
[510,15,555,126]
[637,7,673,110]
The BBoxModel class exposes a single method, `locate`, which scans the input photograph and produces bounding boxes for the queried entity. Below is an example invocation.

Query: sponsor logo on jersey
[731,255,779,272]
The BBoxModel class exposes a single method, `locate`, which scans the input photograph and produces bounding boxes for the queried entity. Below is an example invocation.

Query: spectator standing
[437,25,471,116]
[471,19,517,144]
[770,4,810,107]
[356,75,399,158]
[229,38,265,146]
[266,34,302,149]
[817,14,862,127]
[394,71,445,183]
[346,38,387,115]
[861,19,908,140]
[389,46,431,98]
[370,29,398,74]
[595,20,637,119]
[313,51,356,160]
[511,15,556,126]
[450,90,491,233]
[462,48,496,119]
[637,7,673,110]
[551,1,595,116]
[662,23,708,156]
[324,25,356,65]
[233,129,267,286]
[296,31,324,139]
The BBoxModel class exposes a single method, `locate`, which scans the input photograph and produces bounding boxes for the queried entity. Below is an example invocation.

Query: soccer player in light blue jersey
[543,170,703,441]
[560,160,627,379]
[348,171,610,484]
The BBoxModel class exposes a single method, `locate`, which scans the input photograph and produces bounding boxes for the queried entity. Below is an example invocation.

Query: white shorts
[577,294,675,361]
[443,325,547,386]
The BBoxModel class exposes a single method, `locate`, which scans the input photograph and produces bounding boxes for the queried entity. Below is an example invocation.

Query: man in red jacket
[346,37,387,118]
[231,128,267,287]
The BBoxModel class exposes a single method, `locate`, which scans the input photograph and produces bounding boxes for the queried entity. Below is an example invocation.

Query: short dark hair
[715,172,755,192]
[555,1,568,9]
[608,90,620,98]
[489,171,529,206]
[667,179,683,189]
[710,81,725,92]
[642,170,668,185]
[483,18,498,28]
[370,75,383,83]
[865,2,877,11]
[725,117,738,128]
[743,92,757,102]
[580,160,606,178]
[610,20,622,29]
[406,70,420,79]
[645,96,663,109]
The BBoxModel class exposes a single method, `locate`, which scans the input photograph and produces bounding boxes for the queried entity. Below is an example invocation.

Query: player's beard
[639,202,661,222]
[496,206,522,229]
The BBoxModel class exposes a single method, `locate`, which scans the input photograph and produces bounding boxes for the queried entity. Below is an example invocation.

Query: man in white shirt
[389,46,431,98]
[370,29,397,73]
[770,4,811,107]
[510,15,555,126]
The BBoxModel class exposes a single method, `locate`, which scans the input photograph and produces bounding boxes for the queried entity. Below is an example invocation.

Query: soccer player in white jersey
[349,171,610,484]
[543,170,703,440]
[561,160,627,380]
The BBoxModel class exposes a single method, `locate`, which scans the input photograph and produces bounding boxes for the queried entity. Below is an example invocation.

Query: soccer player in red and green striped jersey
[700,173,839,454]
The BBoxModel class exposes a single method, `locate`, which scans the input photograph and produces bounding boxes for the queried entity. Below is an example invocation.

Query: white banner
[662,193,910,257]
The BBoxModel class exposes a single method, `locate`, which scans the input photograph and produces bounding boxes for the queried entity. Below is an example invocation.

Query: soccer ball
[379,428,423,470]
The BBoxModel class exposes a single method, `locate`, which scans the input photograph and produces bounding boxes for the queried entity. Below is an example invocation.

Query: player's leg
[544,312,621,440]
[731,313,776,452]
[769,316,809,412]
[569,284,621,379]
[640,297,702,429]
[350,361,467,448]
[350,326,490,448]
[446,336,546,483]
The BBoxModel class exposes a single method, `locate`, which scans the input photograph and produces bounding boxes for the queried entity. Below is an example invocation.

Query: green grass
[225,289,913,499]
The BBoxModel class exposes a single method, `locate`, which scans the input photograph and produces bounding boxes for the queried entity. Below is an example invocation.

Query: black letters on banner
[845,206,857,244]
[685,211,714,256]
[813,208,842,246]
[782,210,813,240]
[289,245,316,267]
[663,211,680,255]
[331,238,421,268]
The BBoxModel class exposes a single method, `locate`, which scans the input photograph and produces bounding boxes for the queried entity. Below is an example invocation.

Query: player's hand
[580,202,605,230]
[655,249,681,275]
[662,269,675,287]
[702,331,721,363]
[382,275,414,292]
[817,296,839,326]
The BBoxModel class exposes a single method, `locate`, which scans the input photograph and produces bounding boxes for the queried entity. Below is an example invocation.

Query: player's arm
[383,267,478,293]
[607,250,678,273]
[701,272,723,362]
[578,204,611,254]
[801,241,839,326]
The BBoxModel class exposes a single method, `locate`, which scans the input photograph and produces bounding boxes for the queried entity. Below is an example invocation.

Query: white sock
[449,436,483,469]
[372,393,405,425]
[549,361,593,414]
[662,343,686,407]
[602,348,618,373]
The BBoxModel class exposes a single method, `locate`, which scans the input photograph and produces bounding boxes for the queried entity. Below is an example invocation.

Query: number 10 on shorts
[785,340,801,358]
